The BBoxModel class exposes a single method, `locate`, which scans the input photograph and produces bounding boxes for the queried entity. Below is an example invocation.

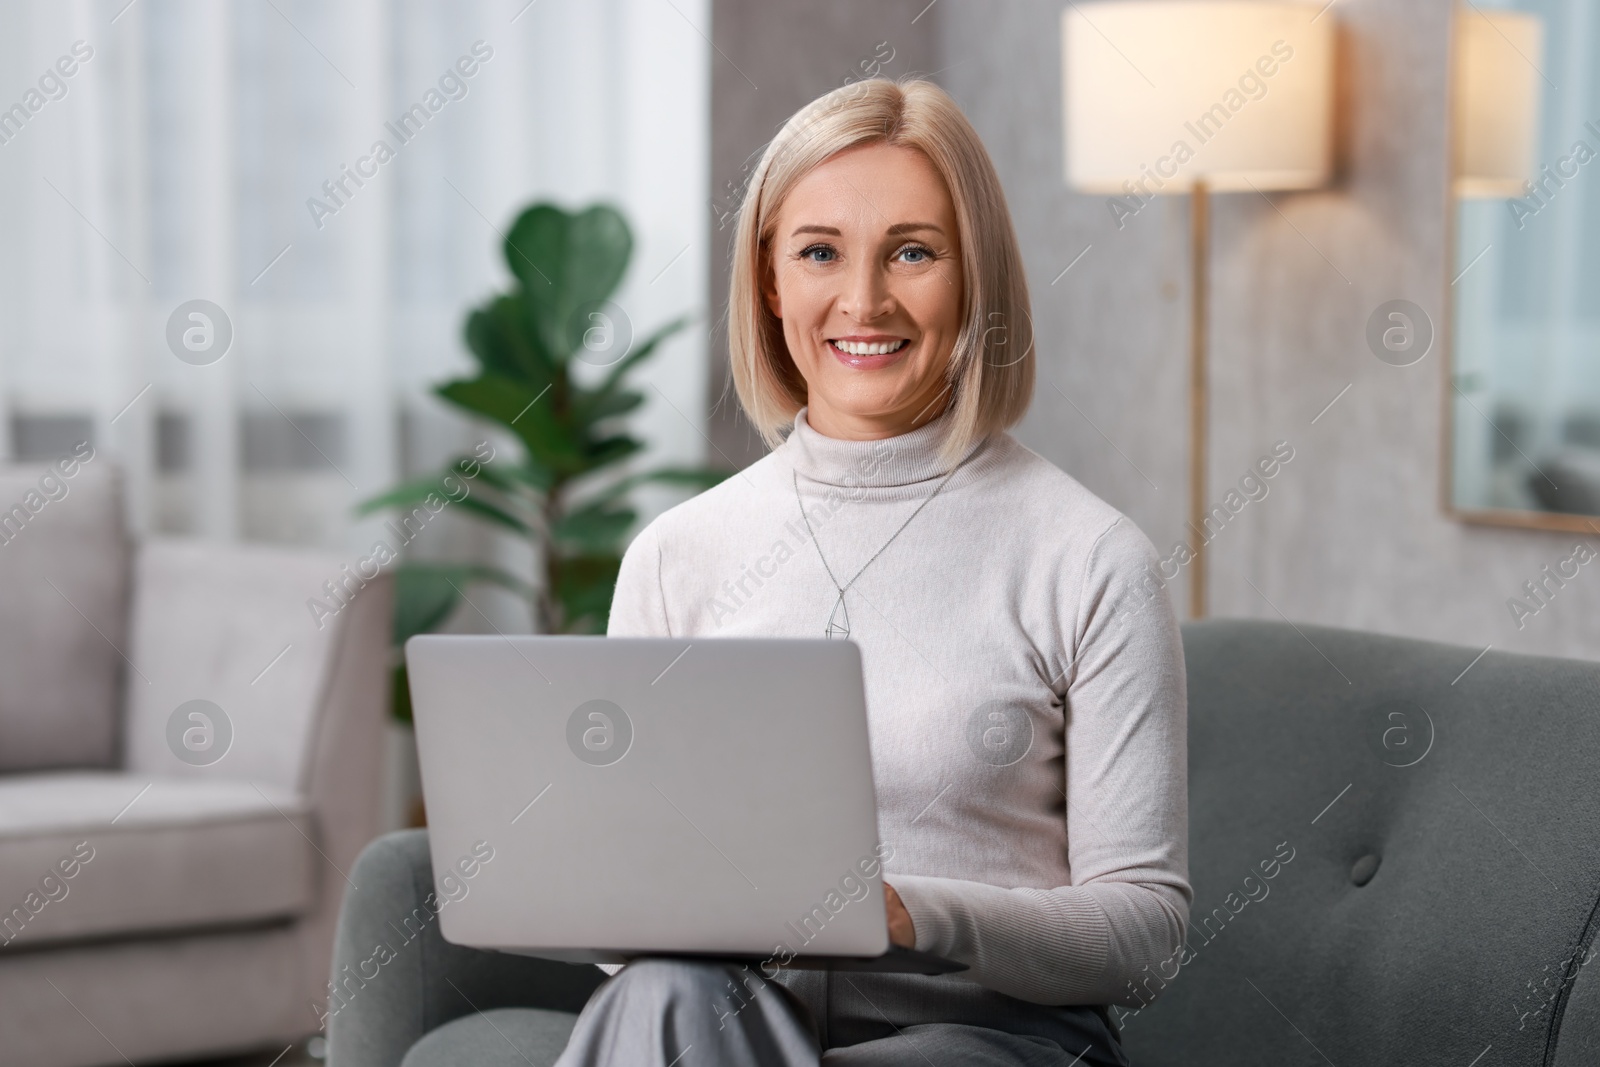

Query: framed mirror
[1446,2,1600,533]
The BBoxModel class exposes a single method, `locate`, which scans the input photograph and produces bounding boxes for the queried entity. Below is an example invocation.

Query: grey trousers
[551,958,1130,1067]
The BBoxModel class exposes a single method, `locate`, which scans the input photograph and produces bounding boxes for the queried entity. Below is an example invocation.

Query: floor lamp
[1062,2,1335,618]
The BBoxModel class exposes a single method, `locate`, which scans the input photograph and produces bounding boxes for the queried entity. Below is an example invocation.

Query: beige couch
[0,459,393,1066]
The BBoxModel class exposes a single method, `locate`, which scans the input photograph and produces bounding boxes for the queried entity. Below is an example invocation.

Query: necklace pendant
[826,592,850,639]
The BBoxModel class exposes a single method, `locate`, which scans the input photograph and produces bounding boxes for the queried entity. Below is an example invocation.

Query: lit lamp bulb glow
[1453,8,1542,198]
[1062,1,1335,198]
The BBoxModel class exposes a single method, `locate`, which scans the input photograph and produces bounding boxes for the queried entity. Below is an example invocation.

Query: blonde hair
[726,77,1035,469]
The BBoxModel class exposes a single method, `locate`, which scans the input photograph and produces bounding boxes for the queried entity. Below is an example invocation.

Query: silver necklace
[793,449,975,639]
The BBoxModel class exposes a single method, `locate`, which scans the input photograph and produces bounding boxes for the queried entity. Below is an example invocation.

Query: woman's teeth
[832,339,909,356]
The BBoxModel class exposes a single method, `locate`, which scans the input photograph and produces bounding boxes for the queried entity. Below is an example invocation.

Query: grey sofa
[326,619,1600,1066]
[0,460,394,1066]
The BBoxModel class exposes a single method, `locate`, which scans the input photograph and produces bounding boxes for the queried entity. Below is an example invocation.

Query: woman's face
[762,142,964,440]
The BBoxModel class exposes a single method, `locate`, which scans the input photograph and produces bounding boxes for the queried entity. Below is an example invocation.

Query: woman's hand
[883,882,916,948]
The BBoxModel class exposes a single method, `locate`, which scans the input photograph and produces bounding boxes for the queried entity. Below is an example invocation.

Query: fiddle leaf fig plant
[359,201,731,721]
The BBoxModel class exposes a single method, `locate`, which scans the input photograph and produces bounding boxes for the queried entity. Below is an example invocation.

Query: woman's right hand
[884,881,916,948]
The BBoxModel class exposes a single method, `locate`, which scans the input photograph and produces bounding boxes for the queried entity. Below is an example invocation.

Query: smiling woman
[729,78,1033,467]
[566,77,1190,1067]
[759,142,966,441]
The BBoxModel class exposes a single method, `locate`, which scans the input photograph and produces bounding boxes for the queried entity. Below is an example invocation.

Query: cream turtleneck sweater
[604,403,1191,1007]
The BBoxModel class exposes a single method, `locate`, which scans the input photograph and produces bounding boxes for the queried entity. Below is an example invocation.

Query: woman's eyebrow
[788,222,945,237]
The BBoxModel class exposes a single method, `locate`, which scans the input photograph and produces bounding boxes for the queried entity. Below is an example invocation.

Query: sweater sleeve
[593,521,673,980]
[890,517,1192,1007]
[606,520,671,638]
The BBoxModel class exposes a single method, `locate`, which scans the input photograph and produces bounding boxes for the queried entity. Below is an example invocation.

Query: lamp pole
[1061,5,1336,619]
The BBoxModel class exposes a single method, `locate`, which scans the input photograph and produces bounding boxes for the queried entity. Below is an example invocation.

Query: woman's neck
[800,388,953,442]
[783,401,978,488]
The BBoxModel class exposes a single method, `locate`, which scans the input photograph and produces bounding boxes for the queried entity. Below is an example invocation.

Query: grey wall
[706,0,1600,663]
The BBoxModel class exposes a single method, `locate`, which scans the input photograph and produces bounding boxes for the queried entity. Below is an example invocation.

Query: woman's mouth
[827,337,911,367]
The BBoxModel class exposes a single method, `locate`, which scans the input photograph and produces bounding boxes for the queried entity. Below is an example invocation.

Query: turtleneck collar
[780,403,985,488]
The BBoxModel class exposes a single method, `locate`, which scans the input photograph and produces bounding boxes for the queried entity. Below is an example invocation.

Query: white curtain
[0,0,710,556]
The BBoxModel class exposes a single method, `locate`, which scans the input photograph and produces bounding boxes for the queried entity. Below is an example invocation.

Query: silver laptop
[405,634,964,975]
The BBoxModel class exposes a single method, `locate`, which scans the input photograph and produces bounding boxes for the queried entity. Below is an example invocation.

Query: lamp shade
[1453,8,1542,198]
[1062,1,1335,194]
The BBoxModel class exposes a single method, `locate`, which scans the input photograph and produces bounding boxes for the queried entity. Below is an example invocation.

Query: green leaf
[581,434,644,471]
[463,459,535,498]
[393,566,468,645]
[465,456,558,497]
[501,460,557,495]
[391,662,413,724]
[502,203,633,362]
[355,475,456,518]
[463,294,558,385]
[580,388,645,424]
[551,503,636,552]
[579,317,690,421]
[551,553,623,633]
[465,565,540,602]
[355,465,536,536]
[436,374,583,474]
[392,562,539,646]
[450,493,536,536]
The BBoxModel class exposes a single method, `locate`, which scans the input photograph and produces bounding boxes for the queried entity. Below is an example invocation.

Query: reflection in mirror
[1449,3,1600,529]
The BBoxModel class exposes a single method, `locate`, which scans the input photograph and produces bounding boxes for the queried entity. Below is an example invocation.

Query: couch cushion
[1120,620,1600,1067]
[0,771,316,949]
[121,538,350,791]
[0,459,128,771]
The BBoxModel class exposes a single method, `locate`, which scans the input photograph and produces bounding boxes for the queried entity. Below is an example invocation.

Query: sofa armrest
[325,830,607,1066]
[1553,933,1600,1067]
[121,537,401,1033]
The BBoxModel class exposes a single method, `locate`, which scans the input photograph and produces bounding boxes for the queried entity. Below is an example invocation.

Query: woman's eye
[897,245,932,264]
[799,245,836,263]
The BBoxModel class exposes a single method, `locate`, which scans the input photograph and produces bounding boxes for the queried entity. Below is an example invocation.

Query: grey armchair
[0,460,394,1067]
[325,619,1600,1067]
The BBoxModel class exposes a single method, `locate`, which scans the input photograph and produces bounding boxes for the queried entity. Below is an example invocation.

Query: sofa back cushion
[1120,619,1600,1067]
[0,454,128,770]
[121,538,349,791]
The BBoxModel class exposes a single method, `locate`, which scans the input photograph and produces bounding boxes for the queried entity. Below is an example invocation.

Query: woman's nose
[839,261,894,321]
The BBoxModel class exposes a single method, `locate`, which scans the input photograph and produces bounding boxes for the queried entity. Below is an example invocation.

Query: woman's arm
[892,518,1192,1007]
[607,521,671,639]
